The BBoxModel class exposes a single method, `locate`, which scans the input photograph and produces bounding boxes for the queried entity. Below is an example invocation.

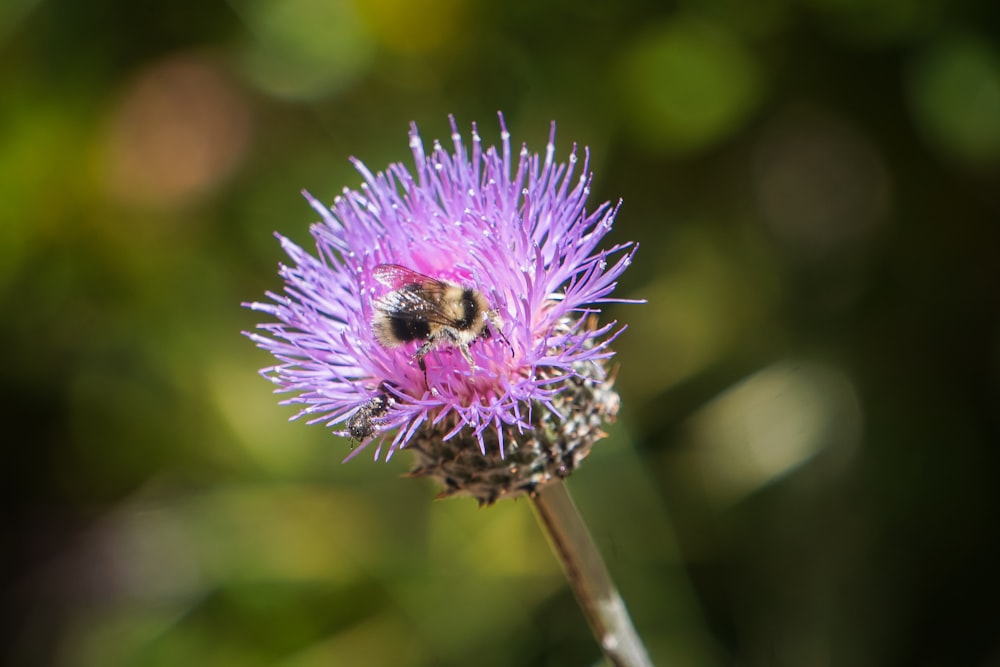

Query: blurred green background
[3,0,999,665]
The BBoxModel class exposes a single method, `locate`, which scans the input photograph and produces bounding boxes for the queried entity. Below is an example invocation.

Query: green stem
[530,481,654,667]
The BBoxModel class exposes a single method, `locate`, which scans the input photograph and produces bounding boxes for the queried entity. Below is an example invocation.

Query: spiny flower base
[406,359,620,506]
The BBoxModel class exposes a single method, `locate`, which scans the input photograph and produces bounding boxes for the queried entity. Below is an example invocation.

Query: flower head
[246,114,637,504]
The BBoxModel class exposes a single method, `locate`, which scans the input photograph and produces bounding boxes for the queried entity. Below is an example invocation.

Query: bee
[346,383,394,444]
[371,264,508,377]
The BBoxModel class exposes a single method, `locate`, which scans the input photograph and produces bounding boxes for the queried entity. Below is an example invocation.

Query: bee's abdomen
[390,314,431,342]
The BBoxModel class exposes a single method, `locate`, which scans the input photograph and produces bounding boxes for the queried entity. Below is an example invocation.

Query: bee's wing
[374,285,458,326]
[372,264,461,325]
[373,264,440,290]
[374,285,435,314]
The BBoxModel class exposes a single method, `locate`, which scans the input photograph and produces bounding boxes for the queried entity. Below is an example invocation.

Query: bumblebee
[371,264,506,375]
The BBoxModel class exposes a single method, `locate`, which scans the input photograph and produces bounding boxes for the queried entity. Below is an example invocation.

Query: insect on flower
[371,263,509,379]
[345,382,395,444]
[245,112,640,482]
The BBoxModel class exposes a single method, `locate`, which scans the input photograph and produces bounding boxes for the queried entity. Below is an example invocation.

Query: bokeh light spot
[621,228,780,397]
[355,0,467,55]
[907,34,1000,165]
[619,17,764,156]
[0,0,42,44]
[681,360,862,506]
[233,0,375,100]
[753,107,891,263]
[101,53,253,210]
[208,358,318,475]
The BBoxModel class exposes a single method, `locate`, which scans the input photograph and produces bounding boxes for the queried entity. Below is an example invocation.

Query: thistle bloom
[246,114,637,504]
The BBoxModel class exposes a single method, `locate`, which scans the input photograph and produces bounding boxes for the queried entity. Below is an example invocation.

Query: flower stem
[530,481,654,667]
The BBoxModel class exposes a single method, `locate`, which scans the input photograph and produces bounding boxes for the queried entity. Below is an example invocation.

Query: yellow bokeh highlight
[354,0,468,55]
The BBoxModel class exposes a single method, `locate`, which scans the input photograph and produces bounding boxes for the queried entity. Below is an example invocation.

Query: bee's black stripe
[390,315,431,342]
[458,289,478,330]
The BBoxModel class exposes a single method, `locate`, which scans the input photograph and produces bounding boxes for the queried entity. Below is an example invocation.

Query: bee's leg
[488,310,513,357]
[414,343,432,386]
[438,326,477,373]
[459,343,475,372]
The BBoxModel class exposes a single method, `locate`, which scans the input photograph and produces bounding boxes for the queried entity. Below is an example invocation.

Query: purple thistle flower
[245,113,638,504]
